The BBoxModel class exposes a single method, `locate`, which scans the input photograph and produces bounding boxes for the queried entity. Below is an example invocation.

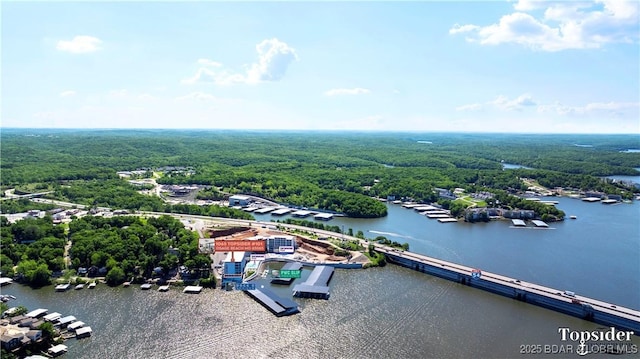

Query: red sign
[214,240,266,252]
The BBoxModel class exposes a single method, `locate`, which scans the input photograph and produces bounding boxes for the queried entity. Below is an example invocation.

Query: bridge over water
[373,245,640,334]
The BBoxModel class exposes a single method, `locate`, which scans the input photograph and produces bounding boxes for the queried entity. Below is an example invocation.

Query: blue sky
[2,1,639,133]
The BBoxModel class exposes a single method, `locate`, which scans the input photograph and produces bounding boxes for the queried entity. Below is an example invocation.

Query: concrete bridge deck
[373,245,640,333]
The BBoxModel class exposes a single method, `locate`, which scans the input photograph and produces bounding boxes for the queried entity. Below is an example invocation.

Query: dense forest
[0,214,212,287]
[1,130,639,219]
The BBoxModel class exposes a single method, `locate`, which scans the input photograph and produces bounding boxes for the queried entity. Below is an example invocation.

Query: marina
[0,197,638,358]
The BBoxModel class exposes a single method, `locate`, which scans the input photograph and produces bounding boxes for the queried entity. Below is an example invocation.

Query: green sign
[279,269,302,278]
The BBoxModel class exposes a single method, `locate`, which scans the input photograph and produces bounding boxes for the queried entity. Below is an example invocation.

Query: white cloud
[324,88,371,96]
[246,38,298,83]
[182,38,297,85]
[56,36,103,54]
[538,101,639,115]
[455,103,483,111]
[197,58,223,67]
[457,94,537,112]
[59,90,76,97]
[450,0,639,51]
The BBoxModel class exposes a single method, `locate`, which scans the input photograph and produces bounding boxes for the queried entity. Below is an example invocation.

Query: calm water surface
[3,199,639,358]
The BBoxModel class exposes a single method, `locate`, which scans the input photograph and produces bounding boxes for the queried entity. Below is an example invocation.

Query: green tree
[105,266,126,286]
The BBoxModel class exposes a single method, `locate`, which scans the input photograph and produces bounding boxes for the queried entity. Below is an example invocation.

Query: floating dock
[511,219,526,227]
[582,197,601,202]
[291,210,312,218]
[48,344,68,357]
[601,199,618,204]
[55,283,70,292]
[76,326,92,339]
[26,308,48,318]
[255,207,277,214]
[244,288,299,317]
[43,312,62,322]
[402,203,420,208]
[376,246,640,334]
[314,213,334,221]
[293,265,333,299]
[183,285,203,294]
[271,262,303,285]
[67,321,85,331]
[532,220,549,228]
[438,218,458,223]
[426,213,451,219]
[57,315,76,328]
[271,208,293,216]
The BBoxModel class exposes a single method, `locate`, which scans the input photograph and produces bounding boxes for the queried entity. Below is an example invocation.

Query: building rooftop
[224,251,246,263]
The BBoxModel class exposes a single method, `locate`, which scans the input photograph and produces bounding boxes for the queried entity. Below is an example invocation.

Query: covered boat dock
[292,265,333,299]
[245,288,299,317]
[271,262,303,285]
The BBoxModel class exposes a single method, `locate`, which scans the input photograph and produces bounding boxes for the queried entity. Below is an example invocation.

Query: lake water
[3,198,639,358]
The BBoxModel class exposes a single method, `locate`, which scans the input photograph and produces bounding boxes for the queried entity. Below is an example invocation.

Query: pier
[375,246,640,334]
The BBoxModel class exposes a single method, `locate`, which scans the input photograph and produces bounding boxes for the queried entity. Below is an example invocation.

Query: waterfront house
[1,332,23,351]
[26,330,42,342]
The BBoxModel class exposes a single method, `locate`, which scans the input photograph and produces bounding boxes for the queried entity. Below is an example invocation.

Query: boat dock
[43,312,62,322]
[55,283,70,292]
[437,218,458,223]
[374,245,640,333]
[291,210,313,218]
[75,326,93,339]
[426,213,451,219]
[26,308,48,318]
[292,265,333,299]
[271,208,293,216]
[532,220,549,228]
[511,219,526,227]
[255,207,277,214]
[183,285,203,294]
[314,213,334,221]
[271,262,303,285]
[244,288,299,317]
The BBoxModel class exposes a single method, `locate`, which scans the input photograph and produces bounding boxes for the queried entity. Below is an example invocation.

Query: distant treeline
[2,131,639,218]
